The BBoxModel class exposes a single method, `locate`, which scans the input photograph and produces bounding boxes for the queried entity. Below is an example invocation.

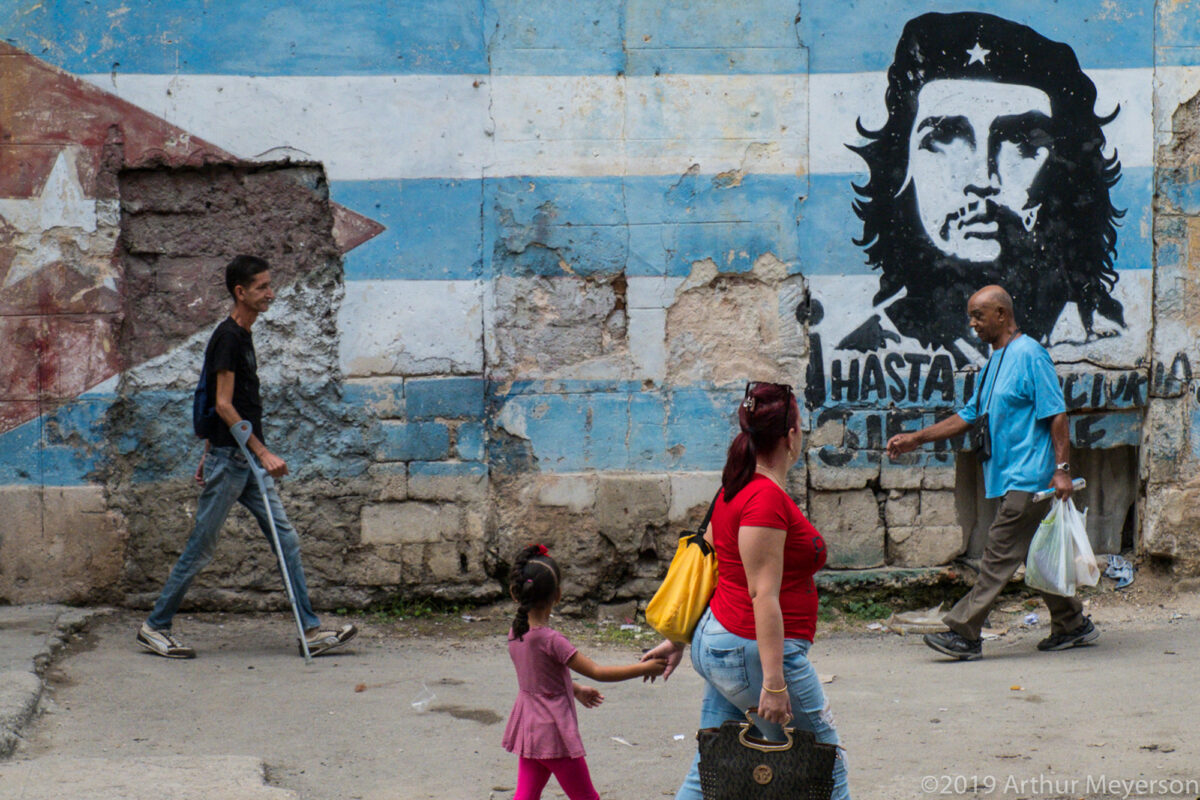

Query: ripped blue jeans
[676,608,850,800]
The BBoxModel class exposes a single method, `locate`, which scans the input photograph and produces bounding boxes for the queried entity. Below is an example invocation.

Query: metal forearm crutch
[230,420,313,663]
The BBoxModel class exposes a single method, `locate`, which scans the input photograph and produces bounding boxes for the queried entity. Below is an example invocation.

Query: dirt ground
[13,575,1200,800]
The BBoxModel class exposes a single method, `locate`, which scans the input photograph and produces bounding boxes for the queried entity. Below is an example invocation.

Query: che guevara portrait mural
[799,7,1151,415]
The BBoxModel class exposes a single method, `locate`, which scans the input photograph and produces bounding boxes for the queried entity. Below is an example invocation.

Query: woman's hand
[756,686,793,727]
[640,639,685,682]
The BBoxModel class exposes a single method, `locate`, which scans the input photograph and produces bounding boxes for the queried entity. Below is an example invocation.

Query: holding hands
[639,656,668,679]
[640,639,685,682]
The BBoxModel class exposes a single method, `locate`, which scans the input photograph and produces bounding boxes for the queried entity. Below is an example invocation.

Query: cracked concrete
[0,605,107,757]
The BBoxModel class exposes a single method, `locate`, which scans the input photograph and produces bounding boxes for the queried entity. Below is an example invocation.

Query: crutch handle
[229,421,267,477]
[230,419,254,448]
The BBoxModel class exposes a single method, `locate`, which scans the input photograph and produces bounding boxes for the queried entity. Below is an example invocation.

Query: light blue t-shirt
[957,334,1065,499]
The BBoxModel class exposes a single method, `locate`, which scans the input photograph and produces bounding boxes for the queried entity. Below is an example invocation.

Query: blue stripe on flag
[332,180,484,281]
[336,174,803,280]
[4,0,819,77]
[799,0,1154,73]
[1,0,489,75]
[334,167,1149,281]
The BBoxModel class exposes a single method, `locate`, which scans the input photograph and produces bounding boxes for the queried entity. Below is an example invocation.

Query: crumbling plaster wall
[4,1,1200,610]
[1141,75,1200,575]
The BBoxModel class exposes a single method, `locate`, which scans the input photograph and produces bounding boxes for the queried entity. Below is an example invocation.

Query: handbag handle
[689,489,721,556]
[737,708,795,753]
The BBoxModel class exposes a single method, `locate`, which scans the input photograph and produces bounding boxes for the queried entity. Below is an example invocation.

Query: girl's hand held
[640,657,668,678]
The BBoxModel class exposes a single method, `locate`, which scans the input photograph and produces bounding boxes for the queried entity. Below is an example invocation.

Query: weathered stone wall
[3,1,1200,609]
[1141,64,1200,576]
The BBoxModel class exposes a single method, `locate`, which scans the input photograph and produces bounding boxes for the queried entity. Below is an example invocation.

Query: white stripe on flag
[85,68,1192,179]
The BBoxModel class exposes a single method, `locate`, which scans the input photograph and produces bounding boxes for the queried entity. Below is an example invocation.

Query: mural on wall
[848,11,1124,362]
[800,7,1155,438]
[0,43,384,444]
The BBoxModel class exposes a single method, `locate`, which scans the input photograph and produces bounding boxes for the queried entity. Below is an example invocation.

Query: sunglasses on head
[742,381,794,411]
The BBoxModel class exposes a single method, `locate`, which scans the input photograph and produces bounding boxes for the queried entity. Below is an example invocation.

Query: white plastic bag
[1064,498,1099,587]
[1025,498,1075,596]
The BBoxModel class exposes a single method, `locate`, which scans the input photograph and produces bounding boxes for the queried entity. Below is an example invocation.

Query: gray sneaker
[137,623,196,659]
[302,622,359,657]
[1037,616,1099,651]
[923,630,983,661]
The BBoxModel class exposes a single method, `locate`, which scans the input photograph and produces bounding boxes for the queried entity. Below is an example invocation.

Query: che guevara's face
[906,79,1053,263]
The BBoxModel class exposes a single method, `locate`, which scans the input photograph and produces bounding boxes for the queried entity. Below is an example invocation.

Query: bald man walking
[887,286,1099,660]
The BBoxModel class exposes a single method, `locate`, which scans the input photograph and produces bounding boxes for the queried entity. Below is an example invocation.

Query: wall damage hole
[116,160,342,370]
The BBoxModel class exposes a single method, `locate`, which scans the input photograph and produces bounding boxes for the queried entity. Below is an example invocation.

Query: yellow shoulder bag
[645,491,720,644]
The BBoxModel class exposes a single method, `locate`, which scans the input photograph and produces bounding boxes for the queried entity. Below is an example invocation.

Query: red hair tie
[533,543,549,557]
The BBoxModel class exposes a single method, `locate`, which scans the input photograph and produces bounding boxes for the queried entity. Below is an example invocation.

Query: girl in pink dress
[503,544,667,800]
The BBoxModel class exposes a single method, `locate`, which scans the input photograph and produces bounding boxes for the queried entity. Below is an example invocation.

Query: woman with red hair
[643,382,850,799]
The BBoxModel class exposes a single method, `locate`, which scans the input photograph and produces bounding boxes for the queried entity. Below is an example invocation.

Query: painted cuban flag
[1,0,1198,485]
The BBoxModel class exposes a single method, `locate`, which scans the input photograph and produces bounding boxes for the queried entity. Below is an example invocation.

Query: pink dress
[502,627,586,760]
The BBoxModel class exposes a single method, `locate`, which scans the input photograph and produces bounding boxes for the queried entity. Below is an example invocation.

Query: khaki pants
[943,490,1085,641]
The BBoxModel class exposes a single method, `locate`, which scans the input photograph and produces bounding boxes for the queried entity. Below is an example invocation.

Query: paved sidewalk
[5,594,1200,800]
[0,755,296,800]
[0,605,101,757]
[0,605,295,800]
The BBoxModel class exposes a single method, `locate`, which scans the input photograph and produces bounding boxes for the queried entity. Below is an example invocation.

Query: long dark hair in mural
[848,11,1124,355]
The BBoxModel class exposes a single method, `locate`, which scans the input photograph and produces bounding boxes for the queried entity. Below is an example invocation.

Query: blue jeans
[146,446,321,632]
[676,609,850,800]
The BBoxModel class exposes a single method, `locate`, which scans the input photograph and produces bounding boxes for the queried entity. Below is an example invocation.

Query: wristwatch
[1055,462,1070,473]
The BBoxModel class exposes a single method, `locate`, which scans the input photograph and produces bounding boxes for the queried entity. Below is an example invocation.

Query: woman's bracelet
[762,683,788,694]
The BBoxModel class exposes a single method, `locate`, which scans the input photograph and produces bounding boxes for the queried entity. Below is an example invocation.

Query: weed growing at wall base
[339,597,475,621]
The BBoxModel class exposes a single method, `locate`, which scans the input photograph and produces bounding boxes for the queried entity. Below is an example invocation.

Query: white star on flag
[966,42,991,66]
[0,149,99,288]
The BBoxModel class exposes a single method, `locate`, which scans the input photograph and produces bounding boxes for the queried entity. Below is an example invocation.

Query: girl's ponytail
[508,544,560,640]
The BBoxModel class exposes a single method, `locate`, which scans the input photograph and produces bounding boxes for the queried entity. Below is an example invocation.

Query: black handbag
[697,710,838,800]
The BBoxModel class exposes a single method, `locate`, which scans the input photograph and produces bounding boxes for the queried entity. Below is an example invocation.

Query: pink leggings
[514,755,600,800]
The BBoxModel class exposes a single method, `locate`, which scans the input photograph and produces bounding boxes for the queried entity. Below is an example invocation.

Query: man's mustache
[940,198,1041,238]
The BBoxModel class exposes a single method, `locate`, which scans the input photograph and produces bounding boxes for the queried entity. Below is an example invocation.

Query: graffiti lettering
[821,355,1148,410]
[1063,374,1087,410]
[830,358,859,403]
[1110,372,1148,407]
[884,353,907,402]
[1073,416,1107,448]
[1151,352,1193,397]
[815,408,967,467]
[860,355,887,402]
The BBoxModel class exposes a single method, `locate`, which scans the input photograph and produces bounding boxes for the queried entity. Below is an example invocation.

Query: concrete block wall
[3,1,1200,607]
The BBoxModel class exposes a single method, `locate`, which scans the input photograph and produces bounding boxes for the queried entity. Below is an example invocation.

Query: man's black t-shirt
[203,316,264,448]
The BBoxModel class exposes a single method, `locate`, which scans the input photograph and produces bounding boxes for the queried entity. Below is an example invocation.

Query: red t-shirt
[708,474,827,642]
